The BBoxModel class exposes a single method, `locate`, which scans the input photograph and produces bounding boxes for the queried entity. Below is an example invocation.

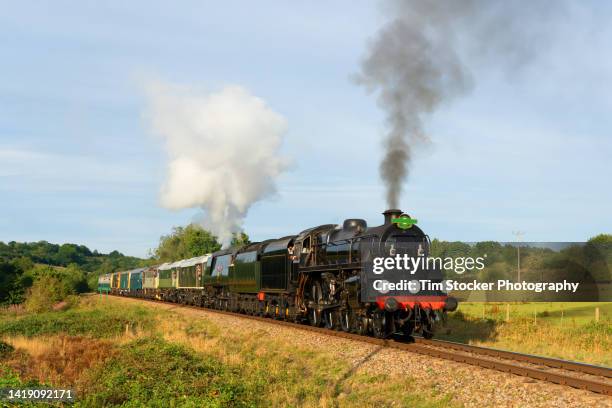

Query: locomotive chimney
[383,209,402,225]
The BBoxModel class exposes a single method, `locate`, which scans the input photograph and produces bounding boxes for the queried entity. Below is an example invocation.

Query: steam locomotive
[98,209,457,339]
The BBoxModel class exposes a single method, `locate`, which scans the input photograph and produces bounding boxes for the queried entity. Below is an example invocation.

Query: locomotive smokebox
[383,209,403,225]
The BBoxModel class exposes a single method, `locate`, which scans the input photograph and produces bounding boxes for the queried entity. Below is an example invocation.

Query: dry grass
[3,335,116,389]
[153,313,453,408]
[472,319,611,366]
[2,298,456,407]
[439,310,611,366]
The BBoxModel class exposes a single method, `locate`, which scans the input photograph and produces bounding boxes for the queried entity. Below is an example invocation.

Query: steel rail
[414,337,612,379]
[108,294,612,396]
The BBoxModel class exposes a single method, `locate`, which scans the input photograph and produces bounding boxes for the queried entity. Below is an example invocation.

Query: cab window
[213,254,231,277]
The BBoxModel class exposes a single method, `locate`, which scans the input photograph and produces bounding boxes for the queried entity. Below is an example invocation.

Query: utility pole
[512,231,525,282]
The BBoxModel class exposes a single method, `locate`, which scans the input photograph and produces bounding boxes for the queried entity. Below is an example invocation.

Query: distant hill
[0,241,146,273]
[0,240,149,305]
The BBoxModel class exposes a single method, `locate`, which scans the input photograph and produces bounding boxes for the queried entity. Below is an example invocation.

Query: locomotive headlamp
[384,297,399,312]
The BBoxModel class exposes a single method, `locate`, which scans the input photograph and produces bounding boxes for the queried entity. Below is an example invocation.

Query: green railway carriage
[200,238,296,314]
[229,243,262,293]
[177,255,209,288]
[129,268,145,293]
[172,255,210,304]
[157,262,178,289]
[205,248,236,287]
[259,236,295,292]
[119,271,130,292]
[97,273,111,294]
[204,238,295,294]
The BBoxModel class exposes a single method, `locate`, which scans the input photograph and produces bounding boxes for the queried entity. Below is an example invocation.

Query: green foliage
[0,365,47,408]
[0,341,14,358]
[0,365,43,389]
[16,263,90,311]
[155,224,223,262]
[0,262,27,304]
[80,337,261,407]
[588,233,612,246]
[477,261,511,282]
[26,263,89,293]
[0,240,147,305]
[24,276,67,312]
[231,232,251,247]
[0,303,154,338]
[0,240,145,272]
[154,224,252,262]
[430,238,612,284]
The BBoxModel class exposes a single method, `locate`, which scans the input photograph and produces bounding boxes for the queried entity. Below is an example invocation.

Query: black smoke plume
[357,0,562,208]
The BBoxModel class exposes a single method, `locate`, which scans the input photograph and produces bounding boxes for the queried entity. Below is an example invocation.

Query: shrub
[0,365,42,389]
[80,337,261,407]
[24,276,68,313]
[0,341,14,358]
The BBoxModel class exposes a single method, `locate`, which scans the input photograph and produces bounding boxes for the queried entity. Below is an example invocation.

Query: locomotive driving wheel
[323,309,341,330]
[372,310,388,339]
[340,308,354,332]
[355,314,369,335]
[416,308,434,339]
[308,281,323,327]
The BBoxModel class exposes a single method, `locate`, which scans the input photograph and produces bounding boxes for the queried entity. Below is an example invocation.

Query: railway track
[111,294,612,396]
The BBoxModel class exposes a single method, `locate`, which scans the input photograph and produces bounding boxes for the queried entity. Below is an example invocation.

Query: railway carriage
[142,266,158,297]
[128,268,145,297]
[157,261,182,301]
[97,273,111,294]
[110,271,121,294]
[176,255,209,304]
[119,271,130,294]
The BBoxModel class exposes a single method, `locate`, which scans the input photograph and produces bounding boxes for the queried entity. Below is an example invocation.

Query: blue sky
[1,1,611,257]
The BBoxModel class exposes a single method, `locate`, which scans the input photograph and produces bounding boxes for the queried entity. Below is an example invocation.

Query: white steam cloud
[146,82,288,247]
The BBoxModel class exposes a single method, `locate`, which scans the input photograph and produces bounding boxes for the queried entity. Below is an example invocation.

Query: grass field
[437,302,611,366]
[0,296,457,407]
[1,297,609,406]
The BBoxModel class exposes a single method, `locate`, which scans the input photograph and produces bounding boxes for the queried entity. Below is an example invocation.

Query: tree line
[430,234,612,288]
[0,225,248,307]
[1,226,609,308]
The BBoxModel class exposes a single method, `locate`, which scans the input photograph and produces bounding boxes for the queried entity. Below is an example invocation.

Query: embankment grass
[438,302,611,366]
[1,296,458,407]
[80,337,261,407]
[0,295,155,338]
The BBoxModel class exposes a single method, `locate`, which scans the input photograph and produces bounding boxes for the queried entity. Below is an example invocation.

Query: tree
[154,224,222,262]
[584,234,612,282]
[0,262,25,304]
[11,257,34,274]
[231,232,251,246]
[24,276,70,312]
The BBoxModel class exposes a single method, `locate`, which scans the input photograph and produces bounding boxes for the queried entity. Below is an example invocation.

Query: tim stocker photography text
[372,279,580,294]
